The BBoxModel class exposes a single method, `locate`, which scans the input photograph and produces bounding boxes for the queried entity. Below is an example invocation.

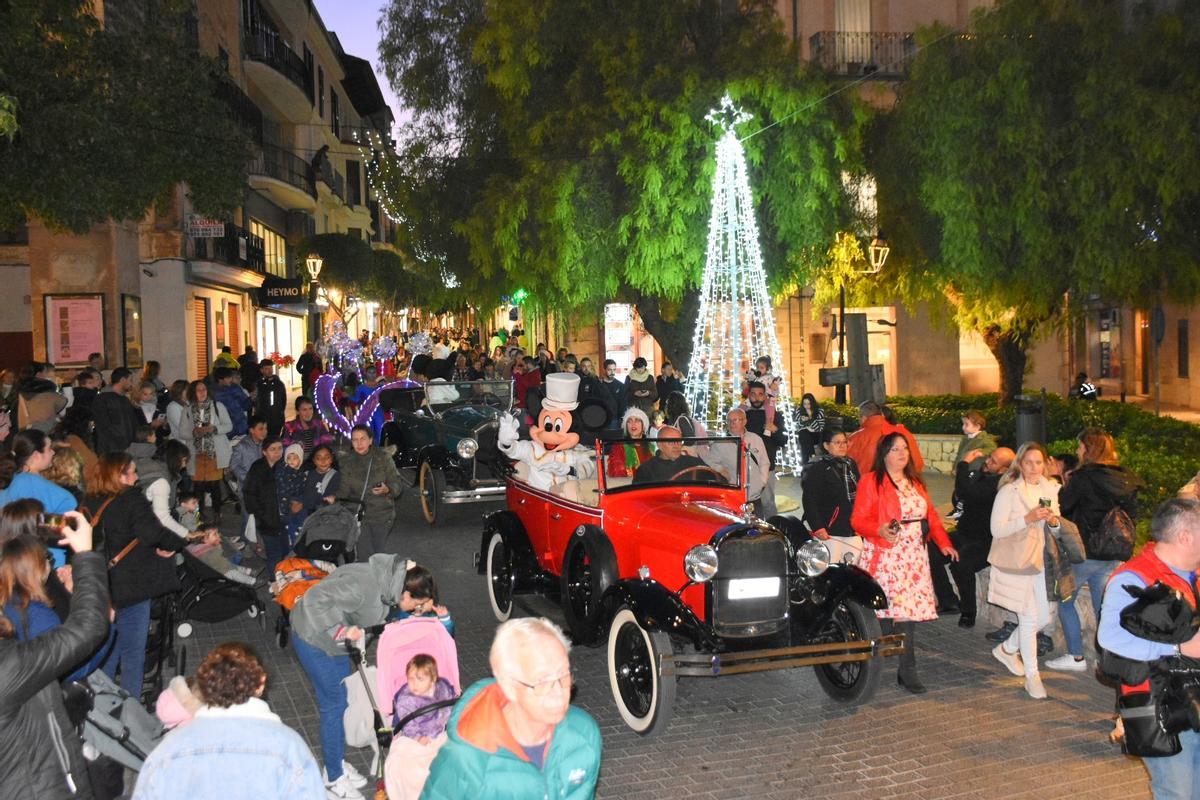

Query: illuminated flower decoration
[372,336,398,361]
[406,331,432,356]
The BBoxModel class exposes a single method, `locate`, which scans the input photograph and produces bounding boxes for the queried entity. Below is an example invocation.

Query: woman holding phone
[987,442,1081,700]
[851,432,958,694]
[336,425,402,560]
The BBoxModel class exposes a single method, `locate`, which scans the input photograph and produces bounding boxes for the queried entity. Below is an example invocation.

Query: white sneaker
[325,773,365,800]
[1025,674,1048,699]
[1045,654,1088,672]
[341,761,368,790]
[992,644,1024,677]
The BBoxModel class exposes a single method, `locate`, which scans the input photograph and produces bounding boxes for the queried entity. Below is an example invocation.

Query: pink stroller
[375,616,460,800]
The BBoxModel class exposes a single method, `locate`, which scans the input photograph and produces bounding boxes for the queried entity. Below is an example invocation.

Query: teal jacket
[420,679,601,800]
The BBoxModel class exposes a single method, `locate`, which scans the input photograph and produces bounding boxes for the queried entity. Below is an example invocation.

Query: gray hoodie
[290,553,410,655]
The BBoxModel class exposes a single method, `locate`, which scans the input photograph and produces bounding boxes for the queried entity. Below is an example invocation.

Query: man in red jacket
[846,401,924,476]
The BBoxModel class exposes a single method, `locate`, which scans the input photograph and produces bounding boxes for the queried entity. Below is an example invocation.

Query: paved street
[187,480,1153,800]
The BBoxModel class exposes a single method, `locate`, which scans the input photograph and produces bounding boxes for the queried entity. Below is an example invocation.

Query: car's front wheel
[418,461,445,525]
[607,607,676,735]
[812,599,885,704]
[484,530,515,622]
[560,526,617,643]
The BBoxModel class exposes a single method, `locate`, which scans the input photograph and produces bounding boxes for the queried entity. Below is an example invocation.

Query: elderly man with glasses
[421,618,601,799]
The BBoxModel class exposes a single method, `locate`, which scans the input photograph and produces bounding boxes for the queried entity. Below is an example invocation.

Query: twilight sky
[312,0,408,132]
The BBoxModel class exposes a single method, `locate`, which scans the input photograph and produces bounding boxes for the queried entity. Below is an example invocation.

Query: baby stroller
[345,616,460,800]
[141,594,178,706]
[173,549,267,673]
[272,501,360,649]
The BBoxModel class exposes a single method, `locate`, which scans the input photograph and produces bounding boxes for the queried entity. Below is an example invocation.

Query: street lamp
[305,254,324,282]
[835,232,890,403]
[304,255,324,343]
[866,233,890,274]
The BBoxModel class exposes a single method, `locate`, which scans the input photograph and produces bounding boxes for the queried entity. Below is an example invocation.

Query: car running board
[667,634,906,677]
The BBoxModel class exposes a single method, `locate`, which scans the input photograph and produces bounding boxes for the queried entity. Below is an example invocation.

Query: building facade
[0,0,399,389]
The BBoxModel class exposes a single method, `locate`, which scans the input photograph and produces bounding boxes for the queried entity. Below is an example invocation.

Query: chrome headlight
[456,437,479,459]
[796,539,831,577]
[683,544,719,583]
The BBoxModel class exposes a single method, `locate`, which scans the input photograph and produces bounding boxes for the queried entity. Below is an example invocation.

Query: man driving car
[632,426,714,485]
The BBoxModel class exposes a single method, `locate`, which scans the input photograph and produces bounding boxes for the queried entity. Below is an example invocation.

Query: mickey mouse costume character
[498,373,597,492]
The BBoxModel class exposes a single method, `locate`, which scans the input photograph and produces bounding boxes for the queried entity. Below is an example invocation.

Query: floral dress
[861,480,938,622]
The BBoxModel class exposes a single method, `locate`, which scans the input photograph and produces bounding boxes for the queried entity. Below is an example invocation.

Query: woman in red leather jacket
[851,432,958,693]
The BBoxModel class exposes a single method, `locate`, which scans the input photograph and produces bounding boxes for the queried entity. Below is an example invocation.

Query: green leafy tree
[849,0,1200,403]
[0,0,252,232]
[378,0,864,366]
[0,96,16,141]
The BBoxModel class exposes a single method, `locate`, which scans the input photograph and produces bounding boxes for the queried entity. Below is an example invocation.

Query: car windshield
[423,379,513,413]
[601,435,743,490]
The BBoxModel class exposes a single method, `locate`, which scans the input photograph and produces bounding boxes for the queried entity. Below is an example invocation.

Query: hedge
[815,393,1200,516]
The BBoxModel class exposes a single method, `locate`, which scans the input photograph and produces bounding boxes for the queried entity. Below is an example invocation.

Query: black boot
[897,621,927,694]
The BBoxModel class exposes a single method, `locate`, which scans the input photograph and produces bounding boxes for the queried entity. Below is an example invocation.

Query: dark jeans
[797,430,819,463]
[948,560,981,617]
[101,599,151,696]
[263,534,289,576]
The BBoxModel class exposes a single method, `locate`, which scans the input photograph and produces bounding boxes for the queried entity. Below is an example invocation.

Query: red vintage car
[477,435,902,734]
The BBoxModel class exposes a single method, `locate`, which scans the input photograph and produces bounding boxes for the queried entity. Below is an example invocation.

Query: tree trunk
[981,323,1035,406]
[633,289,701,372]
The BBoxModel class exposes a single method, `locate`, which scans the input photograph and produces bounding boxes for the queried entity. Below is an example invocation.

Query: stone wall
[913,433,963,474]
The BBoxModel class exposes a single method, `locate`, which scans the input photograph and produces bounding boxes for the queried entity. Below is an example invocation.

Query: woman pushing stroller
[290,555,449,800]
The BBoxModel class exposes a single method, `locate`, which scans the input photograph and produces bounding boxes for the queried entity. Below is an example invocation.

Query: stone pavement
[182,477,1153,800]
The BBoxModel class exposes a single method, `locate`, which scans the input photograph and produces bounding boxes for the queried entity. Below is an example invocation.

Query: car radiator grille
[710,534,790,638]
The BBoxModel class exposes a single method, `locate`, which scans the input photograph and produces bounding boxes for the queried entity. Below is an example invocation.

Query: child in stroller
[375,616,460,800]
[174,539,266,642]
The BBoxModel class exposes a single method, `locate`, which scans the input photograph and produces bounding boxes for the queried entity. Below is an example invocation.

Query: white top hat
[542,372,581,411]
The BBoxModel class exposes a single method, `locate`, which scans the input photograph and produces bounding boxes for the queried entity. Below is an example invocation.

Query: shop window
[1180,319,1190,379]
[250,219,288,277]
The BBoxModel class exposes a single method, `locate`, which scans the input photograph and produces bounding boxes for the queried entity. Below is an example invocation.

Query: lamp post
[834,232,889,404]
[305,254,324,343]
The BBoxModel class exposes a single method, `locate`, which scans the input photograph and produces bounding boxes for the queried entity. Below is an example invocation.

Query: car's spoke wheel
[812,599,884,704]
[418,461,445,525]
[607,607,675,735]
[559,527,617,643]
[485,531,515,621]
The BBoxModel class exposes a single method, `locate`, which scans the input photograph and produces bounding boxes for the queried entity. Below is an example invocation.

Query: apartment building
[0,0,400,385]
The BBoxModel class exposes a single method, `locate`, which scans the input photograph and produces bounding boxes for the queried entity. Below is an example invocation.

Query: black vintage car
[380,379,513,524]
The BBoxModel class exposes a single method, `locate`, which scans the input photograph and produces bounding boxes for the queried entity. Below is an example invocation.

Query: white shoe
[992,644,1024,677]
[1045,654,1088,672]
[341,761,368,790]
[325,773,365,800]
[1025,674,1048,699]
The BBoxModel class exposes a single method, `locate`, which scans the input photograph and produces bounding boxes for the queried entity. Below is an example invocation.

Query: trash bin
[1014,392,1047,448]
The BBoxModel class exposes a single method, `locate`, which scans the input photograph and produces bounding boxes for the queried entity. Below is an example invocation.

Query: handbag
[1091,506,1136,561]
[1118,691,1181,758]
[988,528,1042,574]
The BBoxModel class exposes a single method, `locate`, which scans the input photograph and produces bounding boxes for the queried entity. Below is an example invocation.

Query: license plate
[727,577,780,600]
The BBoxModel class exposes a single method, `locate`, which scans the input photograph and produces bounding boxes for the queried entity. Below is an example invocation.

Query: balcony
[189,223,266,272]
[243,29,313,121]
[216,80,264,145]
[248,144,317,211]
[808,31,916,79]
[316,160,345,204]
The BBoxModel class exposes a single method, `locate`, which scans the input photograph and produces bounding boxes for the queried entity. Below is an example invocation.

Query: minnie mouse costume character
[498,373,596,492]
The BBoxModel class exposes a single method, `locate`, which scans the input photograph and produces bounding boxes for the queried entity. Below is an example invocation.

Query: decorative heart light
[314,372,420,438]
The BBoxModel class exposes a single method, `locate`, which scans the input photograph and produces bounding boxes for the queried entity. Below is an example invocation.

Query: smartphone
[38,512,67,528]
[1038,498,1052,509]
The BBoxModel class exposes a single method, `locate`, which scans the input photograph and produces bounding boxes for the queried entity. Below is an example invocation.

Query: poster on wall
[44,294,105,367]
[122,295,143,369]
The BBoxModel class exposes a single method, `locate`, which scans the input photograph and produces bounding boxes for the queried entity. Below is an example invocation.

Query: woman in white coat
[177,380,233,524]
[988,442,1063,700]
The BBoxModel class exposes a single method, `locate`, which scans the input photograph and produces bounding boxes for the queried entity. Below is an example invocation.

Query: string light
[684,94,802,473]
[352,128,405,224]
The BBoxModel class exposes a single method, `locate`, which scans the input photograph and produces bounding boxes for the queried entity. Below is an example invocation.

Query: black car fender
[598,579,717,651]
[478,511,539,587]
[418,444,456,472]
[792,564,890,635]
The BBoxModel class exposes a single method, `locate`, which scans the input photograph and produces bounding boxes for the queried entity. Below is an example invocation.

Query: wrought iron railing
[249,144,317,198]
[808,31,916,78]
[189,223,266,272]
[243,29,313,101]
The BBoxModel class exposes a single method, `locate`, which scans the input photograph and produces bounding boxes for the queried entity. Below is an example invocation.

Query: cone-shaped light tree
[684,95,800,472]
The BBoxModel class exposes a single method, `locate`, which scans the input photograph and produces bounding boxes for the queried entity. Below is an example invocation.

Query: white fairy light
[684,94,801,473]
